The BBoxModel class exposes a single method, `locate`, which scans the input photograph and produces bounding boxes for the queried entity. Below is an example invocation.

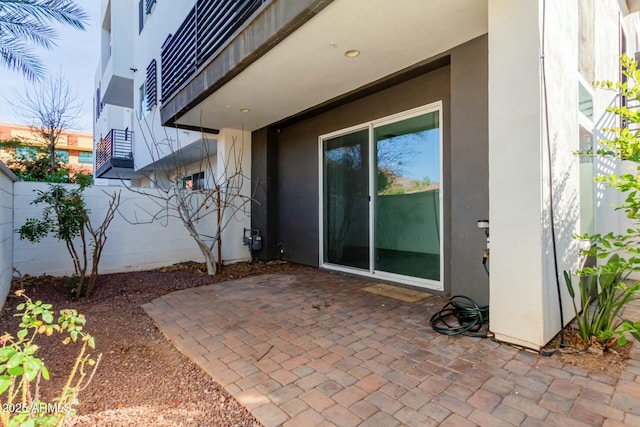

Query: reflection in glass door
[322,129,370,270]
[374,112,441,281]
[320,104,442,288]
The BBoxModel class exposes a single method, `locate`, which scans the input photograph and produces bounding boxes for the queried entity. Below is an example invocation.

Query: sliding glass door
[320,103,443,289]
[322,129,370,269]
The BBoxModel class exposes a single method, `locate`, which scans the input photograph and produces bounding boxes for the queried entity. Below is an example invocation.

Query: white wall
[488,0,632,349]
[13,182,250,277]
[217,128,252,263]
[488,0,546,349]
[0,163,15,308]
[131,0,198,171]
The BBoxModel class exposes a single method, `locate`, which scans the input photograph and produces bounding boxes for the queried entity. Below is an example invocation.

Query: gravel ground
[0,261,298,427]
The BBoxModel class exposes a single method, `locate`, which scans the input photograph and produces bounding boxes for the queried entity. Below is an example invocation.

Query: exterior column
[216,128,252,263]
[488,0,547,349]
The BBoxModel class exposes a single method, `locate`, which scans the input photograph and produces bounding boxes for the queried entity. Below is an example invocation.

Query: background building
[0,122,93,175]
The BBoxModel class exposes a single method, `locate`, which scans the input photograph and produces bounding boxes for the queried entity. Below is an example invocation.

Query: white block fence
[0,164,16,308]
[12,182,251,278]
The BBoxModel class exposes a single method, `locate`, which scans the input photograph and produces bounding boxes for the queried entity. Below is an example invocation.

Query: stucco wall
[262,35,489,300]
[488,0,629,349]
[12,182,247,277]
[0,163,15,308]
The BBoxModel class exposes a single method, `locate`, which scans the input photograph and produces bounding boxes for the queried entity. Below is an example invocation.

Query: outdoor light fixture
[344,49,360,58]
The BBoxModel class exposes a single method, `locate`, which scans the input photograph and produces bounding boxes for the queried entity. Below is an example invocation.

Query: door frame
[318,102,444,291]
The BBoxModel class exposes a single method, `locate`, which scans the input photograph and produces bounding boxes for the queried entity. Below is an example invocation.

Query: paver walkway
[142,268,640,426]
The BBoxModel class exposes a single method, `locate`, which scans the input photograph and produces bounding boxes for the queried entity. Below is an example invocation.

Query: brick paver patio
[142,268,640,426]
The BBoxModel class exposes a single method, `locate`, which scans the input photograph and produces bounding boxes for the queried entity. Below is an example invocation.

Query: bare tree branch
[10,72,82,177]
[121,115,258,275]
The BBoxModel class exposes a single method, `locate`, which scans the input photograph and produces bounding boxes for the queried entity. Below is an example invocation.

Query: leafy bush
[17,184,120,299]
[565,54,640,349]
[564,255,640,347]
[0,291,98,427]
[1,139,91,184]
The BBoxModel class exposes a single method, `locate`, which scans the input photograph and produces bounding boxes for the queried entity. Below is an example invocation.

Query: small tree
[10,73,82,178]
[17,183,121,299]
[564,54,640,349]
[128,125,254,275]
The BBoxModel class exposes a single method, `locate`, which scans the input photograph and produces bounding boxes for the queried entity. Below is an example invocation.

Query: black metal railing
[161,0,267,102]
[96,129,133,172]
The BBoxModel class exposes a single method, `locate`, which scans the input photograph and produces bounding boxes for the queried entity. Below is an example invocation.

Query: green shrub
[0,291,99,427]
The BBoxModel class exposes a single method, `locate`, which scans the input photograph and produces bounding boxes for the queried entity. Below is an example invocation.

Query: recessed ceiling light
[240,108,251,113]
[344,49,360,58]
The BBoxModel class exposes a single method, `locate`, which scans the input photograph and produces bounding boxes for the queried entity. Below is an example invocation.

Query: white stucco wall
[13,182,250,277]
[488,0,546,349]
[0,163,15,308]
[488,0,632,349]
[217,128,252,263]
[131,0,198,172]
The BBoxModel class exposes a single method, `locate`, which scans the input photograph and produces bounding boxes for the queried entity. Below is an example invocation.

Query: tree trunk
[49,134,56,178]
[184,220,218,275]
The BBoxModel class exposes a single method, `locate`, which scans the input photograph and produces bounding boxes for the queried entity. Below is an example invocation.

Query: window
[138,0,144,33]
[138,83,146,120]
[78,152,93,165]
[578,80,593,120]
[578,73,595,236]
[15,147,38,159]
[95,85,101,120]
[146,59,157,110]
[182,172,205,190]
[55,150,69,163]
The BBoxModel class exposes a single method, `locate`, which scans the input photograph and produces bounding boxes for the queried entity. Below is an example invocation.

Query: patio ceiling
[173,0,488,132]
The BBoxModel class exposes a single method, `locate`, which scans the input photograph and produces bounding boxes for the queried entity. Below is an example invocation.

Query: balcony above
[101,58,134,109]
[95,129,138,179]
[160,0,488,132]
[160,0,268,105]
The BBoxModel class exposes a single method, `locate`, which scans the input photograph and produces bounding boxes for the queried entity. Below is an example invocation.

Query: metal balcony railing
[96,129,133,172]
[161,0,267,102]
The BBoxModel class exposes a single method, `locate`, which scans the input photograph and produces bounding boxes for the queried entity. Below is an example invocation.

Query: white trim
[318,101,444,291]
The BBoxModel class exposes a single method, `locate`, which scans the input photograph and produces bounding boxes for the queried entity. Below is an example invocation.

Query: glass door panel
[323,129,370,269]
[374,112,441,280]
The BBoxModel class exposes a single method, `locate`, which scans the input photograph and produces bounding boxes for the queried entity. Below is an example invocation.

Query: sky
[0,1,102,133]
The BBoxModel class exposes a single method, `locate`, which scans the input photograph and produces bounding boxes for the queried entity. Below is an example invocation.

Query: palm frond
[0,0,88,80]
[0,15,56,48]
[0,34,44,80]
[0,0,88,30]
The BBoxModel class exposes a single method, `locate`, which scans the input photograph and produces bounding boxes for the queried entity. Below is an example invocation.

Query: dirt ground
[0,261,633,426]
[544,326,632,377]
[0,261,297,427]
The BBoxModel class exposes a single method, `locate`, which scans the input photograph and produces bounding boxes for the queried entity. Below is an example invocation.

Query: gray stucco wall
[450,36,489,304]
[253,35,488,301]
[0,163,16,309]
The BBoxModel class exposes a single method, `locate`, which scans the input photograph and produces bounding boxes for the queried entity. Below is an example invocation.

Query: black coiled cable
[430,295,489,338]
